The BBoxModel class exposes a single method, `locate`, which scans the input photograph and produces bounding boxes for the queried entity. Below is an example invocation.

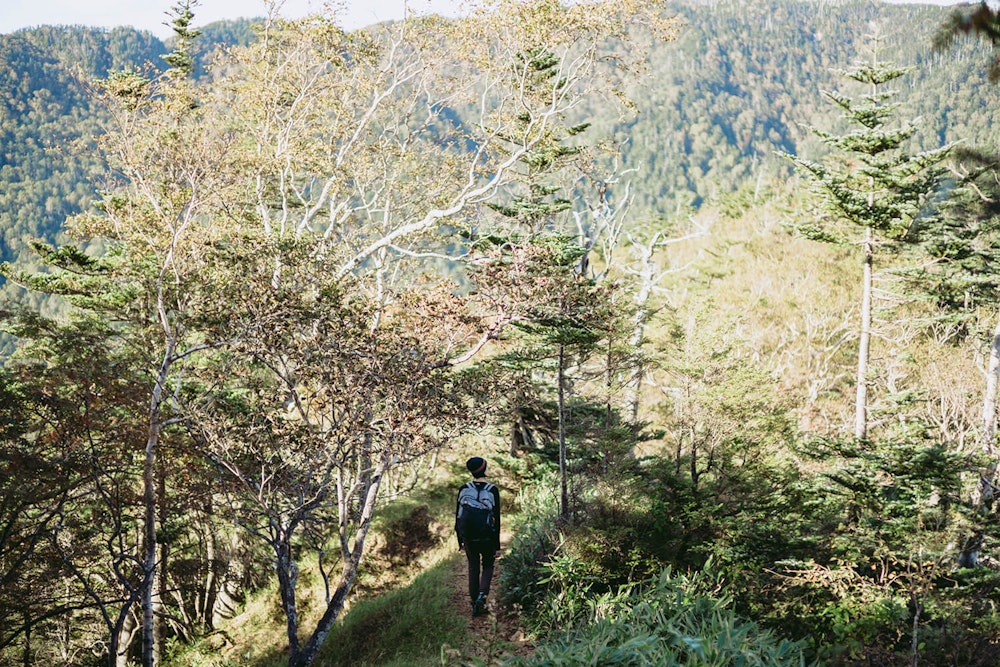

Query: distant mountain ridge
[0,19,258,272]
[605,0,1000,214]
[0,1,996,268]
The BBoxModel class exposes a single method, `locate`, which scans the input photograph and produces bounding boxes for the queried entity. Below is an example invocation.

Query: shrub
[509,568,813,667]
[498,475,562,624]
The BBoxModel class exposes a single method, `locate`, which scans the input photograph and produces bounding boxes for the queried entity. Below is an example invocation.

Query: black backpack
[457,481,496,543]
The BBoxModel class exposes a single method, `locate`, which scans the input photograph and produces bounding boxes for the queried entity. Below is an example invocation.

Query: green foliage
[498,474,563,621]
[509,568,812,667]
[316,557,467,667]
[898,151,1000,327]
[4,2,1000,665]
[0,308,153,661]
[584,0,1000,214]
[784,51,950,242]
[753,433,992,665]
[162,1,203,77]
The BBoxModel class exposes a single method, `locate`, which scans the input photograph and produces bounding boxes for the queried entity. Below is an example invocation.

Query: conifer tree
[161,1,201,78]
[902,156,1000,566]
[784,35,951,441]
[479,43,618,518]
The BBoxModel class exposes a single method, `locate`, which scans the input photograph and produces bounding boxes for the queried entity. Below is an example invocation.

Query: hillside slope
[601,0,1000,214]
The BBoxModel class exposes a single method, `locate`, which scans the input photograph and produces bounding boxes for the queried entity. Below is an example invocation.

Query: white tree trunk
[960,308,1000,567]
[142,337,174,667]
[141,422,160,667]
[624,236,657,423]
[854,228,873,441]
[114,611,138,667]
[291,456,390,667]
[976,308,1000,503]
[558,344,569,519]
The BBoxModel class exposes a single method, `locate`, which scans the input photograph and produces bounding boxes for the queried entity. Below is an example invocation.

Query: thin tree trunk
[153,467,168,666]
[558,344,568,519]
[142,340,173,667]
[510,419,519,457]
[854,227,873,441]
[114,608,138,667]
[910,592,922,667]
[291,457,389,667]
[604,336,614,475]
[959,308,1000,567]
[975,308,1000,505]
[142,423,160,667]
[624,236,656,424]
[202,503,219,631]
[21,613,30,667]
[61,580,72,662]
[276,534,302,664]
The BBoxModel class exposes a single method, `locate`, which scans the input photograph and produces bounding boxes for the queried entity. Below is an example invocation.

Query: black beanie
[466,457,487,477]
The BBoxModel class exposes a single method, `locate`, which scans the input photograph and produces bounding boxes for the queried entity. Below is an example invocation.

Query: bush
[509,568,813,667]
[498,475,562,625]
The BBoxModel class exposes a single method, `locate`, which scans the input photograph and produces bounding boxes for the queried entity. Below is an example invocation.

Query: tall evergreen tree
[784,34,951,441]
[480,43,633,518]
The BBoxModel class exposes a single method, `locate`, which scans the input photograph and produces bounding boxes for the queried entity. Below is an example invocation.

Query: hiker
[455,456,501,617]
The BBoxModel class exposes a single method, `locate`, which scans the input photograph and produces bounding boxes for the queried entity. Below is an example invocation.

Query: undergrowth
[315,550,467,667]
[508,568,813,667]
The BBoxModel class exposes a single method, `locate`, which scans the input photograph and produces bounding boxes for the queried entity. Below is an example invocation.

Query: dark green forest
[3,0,1000,665]
[4,1,998,270]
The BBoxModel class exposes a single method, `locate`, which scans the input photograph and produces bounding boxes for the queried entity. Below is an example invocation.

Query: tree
[478,232,620,518]
[0,1,675,664]
[1,4,244,664]
[202,0,671,558]
[0,303,155,667]
[784,33,951,441]
[183,234,495,666]
[897,154,1000,567]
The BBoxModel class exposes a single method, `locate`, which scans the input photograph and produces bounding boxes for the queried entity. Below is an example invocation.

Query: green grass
[315,552,468,667]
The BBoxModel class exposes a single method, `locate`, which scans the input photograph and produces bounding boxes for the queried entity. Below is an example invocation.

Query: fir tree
[784,34,951,441]
[903,154,1000,566]
[162,0,202,78]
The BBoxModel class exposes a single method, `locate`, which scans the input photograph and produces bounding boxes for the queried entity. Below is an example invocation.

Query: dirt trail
[445,537,534,666]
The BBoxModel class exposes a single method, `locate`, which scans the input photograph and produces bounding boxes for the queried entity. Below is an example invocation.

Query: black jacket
[454,480,501,552]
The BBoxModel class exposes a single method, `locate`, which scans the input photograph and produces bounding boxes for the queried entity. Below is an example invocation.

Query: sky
[0,0,970,39]
[0,0,466,38]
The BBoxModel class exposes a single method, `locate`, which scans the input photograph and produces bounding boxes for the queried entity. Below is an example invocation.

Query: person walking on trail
[455,456,501,617]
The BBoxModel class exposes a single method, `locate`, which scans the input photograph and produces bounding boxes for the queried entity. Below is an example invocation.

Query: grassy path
[442,537,534,666]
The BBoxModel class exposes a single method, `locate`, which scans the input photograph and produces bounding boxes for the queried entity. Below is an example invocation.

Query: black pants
[465,542,496,601]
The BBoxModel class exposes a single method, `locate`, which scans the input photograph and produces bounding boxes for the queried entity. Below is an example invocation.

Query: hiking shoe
[473,593,487,617]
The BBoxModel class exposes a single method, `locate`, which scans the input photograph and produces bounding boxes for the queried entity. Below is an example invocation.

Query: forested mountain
[0,21,258,352]
[0,20,257,266]
[0,27,157,265]
[606,0,1000,213]
[1,0,996,267]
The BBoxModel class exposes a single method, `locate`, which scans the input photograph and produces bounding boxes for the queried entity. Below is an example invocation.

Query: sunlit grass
[315,549,468,667]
